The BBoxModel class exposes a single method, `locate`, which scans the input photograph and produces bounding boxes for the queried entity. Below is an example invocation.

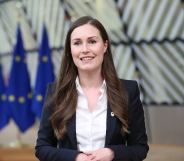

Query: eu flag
[5,25,35,132]
[32,25,55,118]
[0,61,9,129]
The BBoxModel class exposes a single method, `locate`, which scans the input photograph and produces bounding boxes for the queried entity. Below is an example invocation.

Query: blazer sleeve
[35,83,80,161]
[107,80,149,161]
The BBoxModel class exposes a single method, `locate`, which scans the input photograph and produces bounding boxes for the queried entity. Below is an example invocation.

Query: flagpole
[8,128,23,147]
[16,130,22,146]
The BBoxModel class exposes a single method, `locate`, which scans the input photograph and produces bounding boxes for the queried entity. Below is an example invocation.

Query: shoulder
[120,79,139,95]
[119,79,141,105]
[46,82,57,94]
[47,81,57,89]
[43,82,57,109]
[120,79,138,89]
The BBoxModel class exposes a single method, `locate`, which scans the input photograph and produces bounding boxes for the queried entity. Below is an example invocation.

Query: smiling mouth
[80,57,94,62]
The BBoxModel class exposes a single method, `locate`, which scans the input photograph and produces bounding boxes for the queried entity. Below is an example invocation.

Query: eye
[73,41,81,46]
[89,40,96,44]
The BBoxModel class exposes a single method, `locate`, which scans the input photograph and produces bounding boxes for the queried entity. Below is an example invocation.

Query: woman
[35,16,149,161]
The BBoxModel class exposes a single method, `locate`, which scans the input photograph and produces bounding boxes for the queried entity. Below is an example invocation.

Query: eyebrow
[71,36,99,41]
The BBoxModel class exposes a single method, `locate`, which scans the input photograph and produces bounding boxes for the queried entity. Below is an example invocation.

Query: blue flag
[5,25,35,132]
[32,25,55,118]
[0,61,10,129]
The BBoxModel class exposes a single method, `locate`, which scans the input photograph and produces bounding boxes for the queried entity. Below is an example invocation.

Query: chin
[79,67,101,73]
[81,68,94,72]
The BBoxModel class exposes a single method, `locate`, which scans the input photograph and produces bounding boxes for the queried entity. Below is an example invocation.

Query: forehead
[71,24,101,40]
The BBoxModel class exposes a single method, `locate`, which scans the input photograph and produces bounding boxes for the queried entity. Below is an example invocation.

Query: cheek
[70,46,75,55]
[70,48,80,66]
[96,46,106,57]
[97,43,107,54]
[101,52,105,61]
[71,47,78,58]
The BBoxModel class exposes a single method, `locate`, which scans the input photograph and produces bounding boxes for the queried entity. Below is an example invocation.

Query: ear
[103,40,108,53]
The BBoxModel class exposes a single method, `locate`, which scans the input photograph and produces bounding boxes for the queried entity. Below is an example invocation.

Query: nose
[81,43,89,54]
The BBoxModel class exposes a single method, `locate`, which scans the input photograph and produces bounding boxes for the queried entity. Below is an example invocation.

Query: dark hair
[50,16,129,139]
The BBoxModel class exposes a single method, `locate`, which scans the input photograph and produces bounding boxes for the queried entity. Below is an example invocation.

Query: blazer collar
[67,106,116,149]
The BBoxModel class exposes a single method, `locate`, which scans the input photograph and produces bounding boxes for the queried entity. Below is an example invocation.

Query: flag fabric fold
[32,25,55,118]
[0,61,9,130]
[5,25,35,132]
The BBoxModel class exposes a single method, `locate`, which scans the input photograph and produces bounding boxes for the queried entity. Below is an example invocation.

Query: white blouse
[75,77,107,152]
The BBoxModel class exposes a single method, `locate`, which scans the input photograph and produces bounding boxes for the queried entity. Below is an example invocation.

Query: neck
[78,70,103,89]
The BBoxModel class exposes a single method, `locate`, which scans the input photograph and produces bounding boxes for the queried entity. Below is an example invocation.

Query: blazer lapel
[105,105,116,146]
[67,114,77,149]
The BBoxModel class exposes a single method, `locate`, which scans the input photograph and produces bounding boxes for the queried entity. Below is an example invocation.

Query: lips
[80,56,94,62]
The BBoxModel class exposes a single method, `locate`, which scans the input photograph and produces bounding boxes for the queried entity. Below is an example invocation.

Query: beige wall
[0,121,38,147]
[145,105,184,145]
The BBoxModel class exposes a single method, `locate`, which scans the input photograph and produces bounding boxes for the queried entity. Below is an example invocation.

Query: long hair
[50,16,129,139]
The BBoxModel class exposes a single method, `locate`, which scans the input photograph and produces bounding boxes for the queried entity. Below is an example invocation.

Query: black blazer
[35,80,149,161]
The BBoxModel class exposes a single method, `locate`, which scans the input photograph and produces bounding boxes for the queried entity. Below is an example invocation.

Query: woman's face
[70,24,107,74]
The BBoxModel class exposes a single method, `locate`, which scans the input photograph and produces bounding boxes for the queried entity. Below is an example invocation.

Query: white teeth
[81,57,94,61]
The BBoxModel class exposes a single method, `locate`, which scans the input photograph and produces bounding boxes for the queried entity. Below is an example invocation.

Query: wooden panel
[0,147,37,161]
